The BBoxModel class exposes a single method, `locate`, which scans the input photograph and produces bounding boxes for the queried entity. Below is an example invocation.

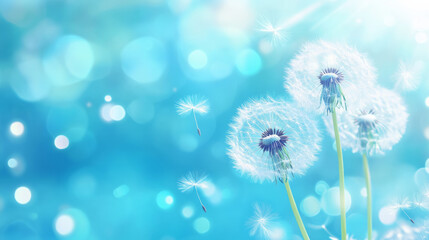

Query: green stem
[332,108,347,240]
[283,179,310,240]
[363,153,372,240]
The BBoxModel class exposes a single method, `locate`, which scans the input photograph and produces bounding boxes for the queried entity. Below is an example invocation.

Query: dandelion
[228,97,321,240]
[178,172,208,212]
[176,95,209,136]
[323,87,408,155]
[285,41,376,240]
[249,204,277,239]
[323,87,408,239]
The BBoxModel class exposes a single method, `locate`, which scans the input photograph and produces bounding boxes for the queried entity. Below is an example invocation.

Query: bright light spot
[355,18,362,24]
[113,184,130,198]
[55,214,75,235]
[361,187,367,197]
[182,206,194,218]
[300,195,321,217]
[165,196,174,204]
[55,135,70,149]
[379,206,398,225]
[109,105,126,121]
[235,49,262,76]
[193,217,210,234]
[188,50,208,69]
[15,186,31,204]
[10,121,24,136]
[424,127,429,140]
[415,32,427,43]
[425,97,429,107]
[321,187,352,216]
[104,95,112,102]
[156,191,174,210]
[100,104,113,122]
[8,158,18,168]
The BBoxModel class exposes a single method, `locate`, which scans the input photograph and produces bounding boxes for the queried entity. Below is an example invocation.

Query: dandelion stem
[283,178,310,240]
[192,109,201,136]
[332,108,347,240]
[363,153,372,240]
[194,186,207,212]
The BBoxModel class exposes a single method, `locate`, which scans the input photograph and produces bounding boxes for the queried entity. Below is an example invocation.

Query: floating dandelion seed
[284,41,377,114]
[389,197,415,224]
[228,97,320,240]
[394,61,423,92]
[257,17,287,46]
[178,172,208,212]
[323,87,408,155]
[176,95,209,136]
[249,204,277,239]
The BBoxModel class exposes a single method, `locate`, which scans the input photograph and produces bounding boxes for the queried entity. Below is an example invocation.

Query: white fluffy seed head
[323,87,408,155]
[227,97,321,182]
[284,40,377,114]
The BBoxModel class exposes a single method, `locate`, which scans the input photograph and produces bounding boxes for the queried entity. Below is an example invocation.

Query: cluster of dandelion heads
[227,97,321,182]
[284,41,377,114]
[323,87,408,155]
[248,204,277,239]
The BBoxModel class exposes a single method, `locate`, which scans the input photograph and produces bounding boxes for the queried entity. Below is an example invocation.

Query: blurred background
[0,0,429,239]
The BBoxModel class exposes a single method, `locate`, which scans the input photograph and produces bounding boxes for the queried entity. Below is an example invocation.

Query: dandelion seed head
[178,172,208,192]
[284,41,377,114]
[323,87,408,155]
[249,204,277,239]
[176,95,209,116]
[227,97,321,182]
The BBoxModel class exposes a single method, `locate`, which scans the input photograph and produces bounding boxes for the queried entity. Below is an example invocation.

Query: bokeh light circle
[109,105,126,121]
[235,49,262,76]
[321,187,352,216]
[193,217,210,234]
[43,35,94,85]
[8,158,18,168]
[10,121,24,136]
[15,186,31,205]
[156,191,174,210]
[54,208,90,239]
[55,214,75,235]
[300,195,321,217]
[188,50,208,69]
[315,181,329,195]
[55,135,70,149]
[182,206,194,218]
[379,206,397,225]
[121,37,167,83]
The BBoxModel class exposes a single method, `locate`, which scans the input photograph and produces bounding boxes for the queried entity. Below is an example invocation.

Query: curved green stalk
[363,153,372,240]
[332,108,347,240]
[283,179,310,240]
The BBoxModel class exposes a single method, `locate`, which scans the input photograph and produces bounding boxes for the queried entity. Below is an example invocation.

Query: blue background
[0,0,428,239]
